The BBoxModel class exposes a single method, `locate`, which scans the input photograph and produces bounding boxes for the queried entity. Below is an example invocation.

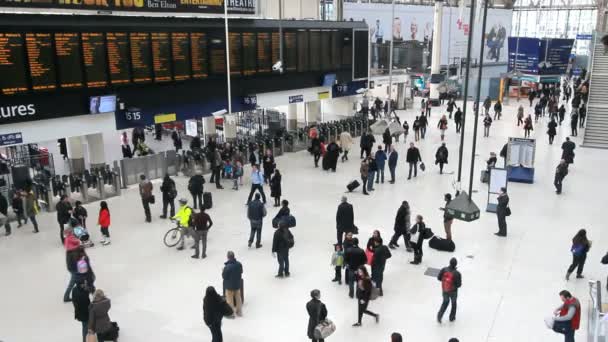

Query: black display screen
[296,30,309,72]
[342,31,352,68]
[320,31,331,71]
[209,34,226,75]
[25,33,56,91]
[82,32,108,88]
[309,30,321,72]
[54,33,83,89]
[331,30,341,70]
[353,30,369,79]
[171,32,191,81]
[151,32,172,82]
[242,32,256,76]
[228,32,242,76]
[283,32,296,72]
[130,32,152,83]
[190,32,208,78]
[106,32,131,85]
[0,33,28,95]
[257,32,272,73]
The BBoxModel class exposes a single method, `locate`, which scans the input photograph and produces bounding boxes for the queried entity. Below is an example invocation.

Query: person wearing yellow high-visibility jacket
[172,198,193,250]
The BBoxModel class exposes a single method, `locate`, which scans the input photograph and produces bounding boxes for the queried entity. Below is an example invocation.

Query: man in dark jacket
[406,143,422,180]
[222,251,243,317]
[191,208,213,259]
[371,238,392,296]
[561,137,576,164]
[418,115,428,139]
[160,174,177,219]
[139,174,154,223]
[344,237,366,298]
[437,257,463,323]
[0,194,11,236]
[336,196,354,246]
[306,289,328,341]
[56,195,72,244]
[454,108,463,133]
[435,143,448,174]
[554,159,569,195]
[360,131,375,159]
[272,222,294,277]
[387,146,398,184]
[495,187,509,237]
[188,170,205,209]
[374,145,387,183]
[247,194,267,248]
[389,201,412,251]
[325,139,341,172]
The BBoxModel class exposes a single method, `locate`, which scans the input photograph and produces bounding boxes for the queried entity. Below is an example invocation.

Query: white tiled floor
[1,97,606,342]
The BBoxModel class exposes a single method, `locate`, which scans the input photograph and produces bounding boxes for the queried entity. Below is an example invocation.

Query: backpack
[441,270,455,292]
[169,182,177,199]
[285,229,295,248]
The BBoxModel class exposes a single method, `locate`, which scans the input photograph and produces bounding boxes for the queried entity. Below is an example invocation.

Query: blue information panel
[507,37,540,74]
[0,132,23,146]
[508,37,574,76]
[538,39,574,76]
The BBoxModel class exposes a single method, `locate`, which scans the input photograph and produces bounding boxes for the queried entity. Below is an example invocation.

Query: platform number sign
[125,108,142,122]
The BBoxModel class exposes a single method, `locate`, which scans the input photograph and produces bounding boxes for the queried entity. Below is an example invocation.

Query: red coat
[64,233,80,251]
[98,209,111,227]
[559,297,581,330]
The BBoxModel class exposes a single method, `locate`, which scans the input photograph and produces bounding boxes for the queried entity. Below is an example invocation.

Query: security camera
[272,61,283,72]
[212,109,227,116]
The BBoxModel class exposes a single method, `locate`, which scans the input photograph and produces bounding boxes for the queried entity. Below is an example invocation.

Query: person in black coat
[371,239,391,296]
[554,159,569,195]
[72,280,90,342]
[56,195,72,244]
[325,140,340,172]
[272,222,294,277]
[11,191,25,228]
[160,174,177,218]
[311,136,322,168]
[418,115,428,139]
[547,118,558,144]
[406,143,422,180]
[561,137,576,164]
[382,128,392,152]
[0,194,11,236]
[352,265,379,326]
[203,286,233,342]
[359,131,375,159]
[387,146,398,184]
[409,215,428,264]
[389,201,412,251]
[579,104,587,128]
[171,129,182,152]
[270,170,282,207]
[495,187,509,237]
[188,171,205,210]
[344,238,366,298]
[273,199,290,228]
[306,289,328,342]
[262,149,276,184]
[454,108,463,133]
[335,196,354,246]
[570,111,579,137]
[558,104,566,125]
[435,143,448,174]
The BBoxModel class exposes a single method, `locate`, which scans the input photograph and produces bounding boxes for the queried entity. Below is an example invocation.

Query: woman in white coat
[339,131,353,162]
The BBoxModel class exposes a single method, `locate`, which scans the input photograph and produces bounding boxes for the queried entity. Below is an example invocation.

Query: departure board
[171,32,191,81]
[0,33,28,95]
[25,33,56,91]
[209,35,226,75]
[54,33,83,89]
[82,33,108,88]
[309,30,321,71]
[257,32,272,73]
[271,32,280,70]
[190,32,208,78]
[296,30,309,72]
[242,32,256,76]
[284,32,296,72]
[320,31,331,71]
[331,30,341,70]
[130,32,152,83]
[342,31,352,68]
[106,32,131,85]
[228,32,242,76]
[151,32,172,82]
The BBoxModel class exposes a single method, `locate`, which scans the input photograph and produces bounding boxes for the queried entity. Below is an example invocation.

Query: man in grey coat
[247,193,267,248]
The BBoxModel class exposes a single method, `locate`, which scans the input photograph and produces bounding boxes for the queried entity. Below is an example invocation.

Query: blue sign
[243,95,257,106]
[332,80,368,98]
[538,38,575,76]
[576,34,592,40]
[289,95,303,103]
[0,132,23,146]
[508,37,574,76]
[508,37,541,74]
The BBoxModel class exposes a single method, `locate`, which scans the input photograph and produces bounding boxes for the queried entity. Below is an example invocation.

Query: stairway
[583,33,608,149]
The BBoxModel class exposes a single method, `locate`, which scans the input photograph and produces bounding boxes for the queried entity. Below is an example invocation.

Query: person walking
[88,289,116,342]
[387,146,398,184]
[191,207,213,259]
[419,114,428,139]
[336,196,354,246]
[570,111,578,137]
[371,238,391,296]
[483,96,491,115]
[552,290,581,342]
[402,121,409,142]
[247,193,266,248]
[272,221,294,277]
[437,257,462,323]
[222,251,243,317]
[367,154,377,192]
[454,108,463,133]
[139,174,153,223]
[97,201,111,246]
[495,187,509,237]
[561,137,576,165]
[56,195,72,244]
[339,130,353,162]
[344,238,366,298]
[203,286,233,342]
[517,105,524,126]
[406,143,422,180]
[548,118,558,144]
[528,89,536,107]
[160,174,177,219]
[441,194,454,240]
[374,145,387,184]
[11,191,25,228]
[306,289,328,342]
[435,143,448,175]
[494,100,502,120]
[171,129,182,152]
[246,164,267,204]
[413,117,421,141]
[566,229,591,280]
[554,159,569,195]
[579,104,586,128]
[523,115,534,138]
[360,130,375,159]
[360,158,370,196]
[312,135,322,167]
[447,99,455,119]
[382,128,392,152]
[389,201,412,251]
[262,149,276,184]
[188,170,205,210]
[325,139,340,172]
[483,114,493,137]
[352,265,380,326]
[558,104,566,125]
[409,215,428,264]
[72,279,90,342]
[438,115,448,141]
[23,188,39,233]
[270,169,282,207]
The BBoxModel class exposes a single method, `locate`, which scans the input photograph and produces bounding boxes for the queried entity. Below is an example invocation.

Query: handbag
[149,195,156,204]
[505,206,511,216]
[313,305,336,339]
[365,249,374,265]
[420,162,426,171]
[369,287,381,300]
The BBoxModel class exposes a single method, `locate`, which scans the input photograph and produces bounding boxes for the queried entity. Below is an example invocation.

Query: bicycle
[163,220,185,247]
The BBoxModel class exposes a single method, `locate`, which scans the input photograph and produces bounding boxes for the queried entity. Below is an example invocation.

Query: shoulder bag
[313,304,336,339]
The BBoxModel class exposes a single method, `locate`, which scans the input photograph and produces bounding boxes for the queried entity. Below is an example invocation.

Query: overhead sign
[154,113,177,124]
[576,34,592,40]
[0,132,23,146]
[288,95,303,103]
[243,95,258,106]
[318,91,330,100]
[0,0,257,14]
[507,37,541,75]
[508,37,574,76]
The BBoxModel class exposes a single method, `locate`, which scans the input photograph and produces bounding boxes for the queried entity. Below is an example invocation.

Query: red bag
[365,249,374,265]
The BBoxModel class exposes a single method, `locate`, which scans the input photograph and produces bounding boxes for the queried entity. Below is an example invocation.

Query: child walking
[331,244,344,284]
[98,201,111,245]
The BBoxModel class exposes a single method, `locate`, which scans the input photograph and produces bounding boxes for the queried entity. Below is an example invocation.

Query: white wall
[260,0,319,19]
[256,86,331,108]
[321,96,357,121]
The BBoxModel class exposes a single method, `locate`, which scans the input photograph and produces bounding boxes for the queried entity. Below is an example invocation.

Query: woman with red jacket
[552,290,580,342]
[98,201,111,246]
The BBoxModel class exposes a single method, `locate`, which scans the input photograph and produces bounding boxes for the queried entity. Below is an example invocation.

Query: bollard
[80,181,89,203]
[97,177,106,200]
[112,173,121,196]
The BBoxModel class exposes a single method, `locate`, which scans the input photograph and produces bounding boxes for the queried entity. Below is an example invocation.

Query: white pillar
[66,136,85,173]
[286,104,298,130]
[429,0,444,103]
[202,116,217,138]
[86,133,106,168]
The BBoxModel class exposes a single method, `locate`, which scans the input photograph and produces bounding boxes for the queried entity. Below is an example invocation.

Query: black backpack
[285,229,295,248]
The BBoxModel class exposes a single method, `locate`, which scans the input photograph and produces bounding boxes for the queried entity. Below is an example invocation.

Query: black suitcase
[428,236,456,252]
[203,192,213,209]
[347,180,360,192]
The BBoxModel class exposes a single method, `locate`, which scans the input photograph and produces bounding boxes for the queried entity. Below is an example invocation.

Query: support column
[86,133,106,169]
[224,114,237,141]
[286,104,298,131]
[202,116,217,140]
[305,101,321,124]
[429,0,444,104]
[66,136,85,174]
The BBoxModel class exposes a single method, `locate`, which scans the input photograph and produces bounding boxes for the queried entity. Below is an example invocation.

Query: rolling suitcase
[203,192,213,209]
[428,236,456,252]
[346,180,360,192]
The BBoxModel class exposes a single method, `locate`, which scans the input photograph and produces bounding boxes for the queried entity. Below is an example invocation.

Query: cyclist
[172,198,193,250]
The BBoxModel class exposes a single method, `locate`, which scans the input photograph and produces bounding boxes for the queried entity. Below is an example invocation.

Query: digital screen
[171,32,191,81]
[309,30,321,71]
[331,30,341,70]
[151,32,172,82]
[297,30,309,72]
[257,32,272,73]
[322,73,336,87]
[228,32,242,76]
[0,33,28,95]
[89,95,116,114]
[106,32,131,85]
[353,30,369,79]
[82,32,108,88]
[26,33,56,91]
[271,32,280,70]
[320,31,331,71]
[130,32,152,83]
[342,31,352,68]
[242,32,256,76]
[209,34,226,75]
[190,32,208,79]
[54,33,83,89]
[284,32,296,72]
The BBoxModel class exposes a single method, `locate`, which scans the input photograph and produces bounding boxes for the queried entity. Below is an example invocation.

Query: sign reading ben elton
[0,0,257,14]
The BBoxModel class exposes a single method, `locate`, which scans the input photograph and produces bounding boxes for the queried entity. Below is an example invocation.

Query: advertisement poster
[185,119,198,137]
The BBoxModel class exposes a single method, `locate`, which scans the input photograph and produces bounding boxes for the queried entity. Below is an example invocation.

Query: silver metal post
[387,0,395,116]
[224,0,232,115]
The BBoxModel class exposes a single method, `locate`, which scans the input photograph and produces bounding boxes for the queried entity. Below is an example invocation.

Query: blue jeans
[346,267,355,297]
[64,272,76,301]
[248,223,262,246]
[376,166,385,183]
[367,171,375,191]
[277,249,290,275]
